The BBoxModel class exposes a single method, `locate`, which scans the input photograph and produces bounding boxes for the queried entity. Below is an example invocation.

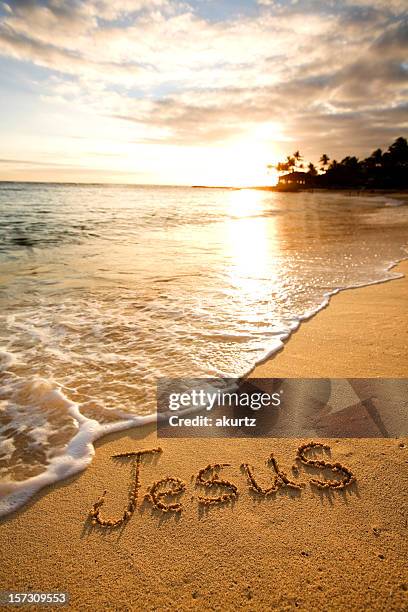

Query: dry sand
[0,264,407,611]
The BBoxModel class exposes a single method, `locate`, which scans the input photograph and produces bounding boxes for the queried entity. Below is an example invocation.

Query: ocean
[0,183,407,514]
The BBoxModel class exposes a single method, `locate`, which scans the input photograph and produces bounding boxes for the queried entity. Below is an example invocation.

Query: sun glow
[219,143,279,187]
[6,119,285,186]
[213,125,282,187]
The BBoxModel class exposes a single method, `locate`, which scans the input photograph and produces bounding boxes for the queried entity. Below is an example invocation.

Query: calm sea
[0,183,407,514]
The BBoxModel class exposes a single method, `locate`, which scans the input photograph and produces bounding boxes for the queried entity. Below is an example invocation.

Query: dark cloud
[5,0,92,30]
[331,19,408,102]
[0,22,83,65]
[8,0,83,17]
[373,17,408,55]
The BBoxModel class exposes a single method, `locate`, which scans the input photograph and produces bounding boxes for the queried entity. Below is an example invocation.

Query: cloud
[330,19,408,103]
[0,157,67,165]
[105,14,406,150]
[0,0,406,165]
[0,1,349,86]
[373,17,408,56]
[258,0,407,15]
[342,0,407,14]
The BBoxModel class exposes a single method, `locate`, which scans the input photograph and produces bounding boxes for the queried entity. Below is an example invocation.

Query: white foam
[0,386,155,518]
[0,350,17,372]
[384,197,406,207]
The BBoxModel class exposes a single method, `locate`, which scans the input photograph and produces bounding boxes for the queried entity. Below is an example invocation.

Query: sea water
[0,183,407,514]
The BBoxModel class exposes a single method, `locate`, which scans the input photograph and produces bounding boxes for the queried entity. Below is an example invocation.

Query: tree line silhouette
[270,136,408,190]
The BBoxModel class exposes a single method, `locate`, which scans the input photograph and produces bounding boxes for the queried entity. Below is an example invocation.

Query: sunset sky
[0,0,406,185]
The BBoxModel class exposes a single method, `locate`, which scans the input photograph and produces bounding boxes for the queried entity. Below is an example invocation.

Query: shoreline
[1,263,407,610]
[249,259,408,378]
[247,255,408,379]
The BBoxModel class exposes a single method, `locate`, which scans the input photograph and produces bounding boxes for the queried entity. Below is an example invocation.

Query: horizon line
[0,179,270,190]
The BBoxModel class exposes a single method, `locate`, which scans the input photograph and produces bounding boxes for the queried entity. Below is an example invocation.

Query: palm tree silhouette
[308,162,317,176]
[286,155,296,172]
[319,154,330,171]
[268,137,407,189]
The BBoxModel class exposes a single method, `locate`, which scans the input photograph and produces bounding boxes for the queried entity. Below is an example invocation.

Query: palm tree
[371,148,383,166]
[388,137,408,164]
[293,150,304,171]
[307,162,317,176]
[276,161,289,173]
[319,154,330,171]
[286,155,296,173]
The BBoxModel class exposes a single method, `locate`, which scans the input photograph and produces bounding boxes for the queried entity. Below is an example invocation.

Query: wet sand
[251,260,408,378]
[0,263,407,611]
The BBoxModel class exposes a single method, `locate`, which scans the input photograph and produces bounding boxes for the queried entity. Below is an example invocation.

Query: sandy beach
[1,0,408,607]
[1,263,407,611]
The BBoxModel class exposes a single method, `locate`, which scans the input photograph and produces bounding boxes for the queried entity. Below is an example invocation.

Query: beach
[1,262,407,611]
[1,0,408,607]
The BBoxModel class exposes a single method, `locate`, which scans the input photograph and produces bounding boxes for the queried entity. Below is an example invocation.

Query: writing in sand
[89,441,356,529]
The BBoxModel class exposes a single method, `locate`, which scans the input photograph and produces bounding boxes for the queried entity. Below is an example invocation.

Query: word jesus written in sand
[89,442,356,529]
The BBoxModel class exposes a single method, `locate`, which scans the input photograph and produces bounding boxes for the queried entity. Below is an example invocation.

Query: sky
[0,0,407,185]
